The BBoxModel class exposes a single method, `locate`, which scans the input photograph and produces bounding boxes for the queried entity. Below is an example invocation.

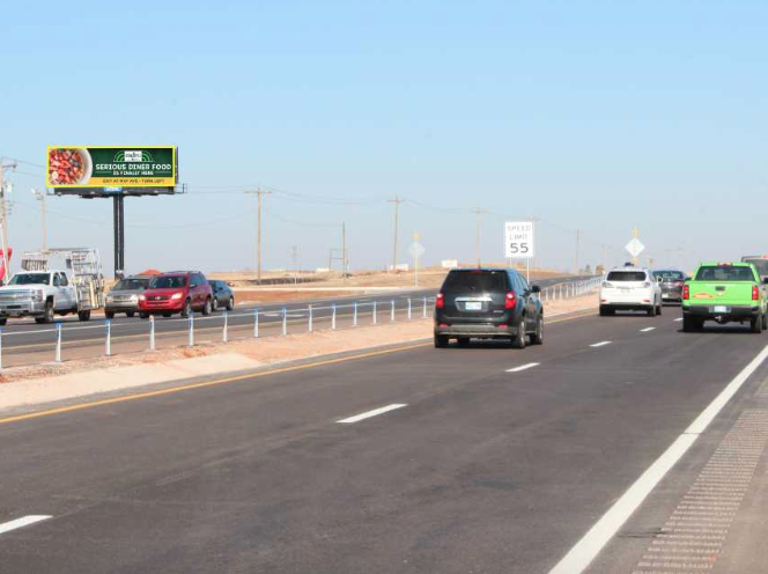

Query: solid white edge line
[640,327,656,332]
[589,341,612,347]
[548,343,768,574]
[336,404,408,424]
[506,363,541,373]
[0,515,52,536]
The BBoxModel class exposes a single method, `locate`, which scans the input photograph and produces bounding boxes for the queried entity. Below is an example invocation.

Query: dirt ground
[210,266,570,290]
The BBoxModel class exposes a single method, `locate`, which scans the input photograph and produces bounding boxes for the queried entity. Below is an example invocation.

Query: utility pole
[0,159,17,284]
[601,243,608,272]
[32,188,48,251]
[341,222,347,280]
[574,229,582,274]
[290,245,299,288]
[245,188,271,284]
[472,208,486,267]
[388,196,405,272]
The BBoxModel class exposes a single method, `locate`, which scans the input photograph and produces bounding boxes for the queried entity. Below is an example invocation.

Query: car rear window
[655,271,685,281]
[606,271,647,282]
[695,266,755,282]
[442,271,507,292]
[741,259,768,277]
[151,276,188,289]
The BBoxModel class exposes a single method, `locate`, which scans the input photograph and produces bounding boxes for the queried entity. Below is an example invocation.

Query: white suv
[599,266,662,317]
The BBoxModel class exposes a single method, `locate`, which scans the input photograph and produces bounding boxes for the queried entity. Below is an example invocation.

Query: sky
[1,0,767,276]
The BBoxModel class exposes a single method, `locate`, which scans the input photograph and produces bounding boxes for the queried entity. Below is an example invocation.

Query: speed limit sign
[505,221,534,259]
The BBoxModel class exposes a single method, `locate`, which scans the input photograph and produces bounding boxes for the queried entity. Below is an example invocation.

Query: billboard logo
[115,150,154,163]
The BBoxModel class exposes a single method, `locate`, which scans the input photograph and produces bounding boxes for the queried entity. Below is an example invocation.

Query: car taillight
[753,286,760,301]
[683,285,690,300]
[436,292,445,309]
[602,281,612,288]
[504,291,517,309]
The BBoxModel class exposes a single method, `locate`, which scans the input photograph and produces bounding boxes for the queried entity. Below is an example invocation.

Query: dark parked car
[105,275,153,319]
[209,280,235,311]
[434,268,543,348]
[653,269,686,304]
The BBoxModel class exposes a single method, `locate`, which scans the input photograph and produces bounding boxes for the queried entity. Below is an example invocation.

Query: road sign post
[408,238,426,287]
[505,222,535,281]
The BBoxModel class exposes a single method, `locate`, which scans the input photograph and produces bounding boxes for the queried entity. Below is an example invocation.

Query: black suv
[434,268,544,348]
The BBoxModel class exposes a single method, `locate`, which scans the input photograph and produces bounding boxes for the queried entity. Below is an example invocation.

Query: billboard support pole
[112,194,125,279]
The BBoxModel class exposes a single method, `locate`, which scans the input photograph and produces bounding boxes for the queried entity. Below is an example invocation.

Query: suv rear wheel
[434,334,449,348]
[647,305,657,317]
[512,325,526,349]
[530,316,544,345]
[226,297,235,311]
[751,315,763,334]
[202,297,213,316]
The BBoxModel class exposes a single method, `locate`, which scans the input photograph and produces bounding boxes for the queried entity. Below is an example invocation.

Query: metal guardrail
[0,277,601,370]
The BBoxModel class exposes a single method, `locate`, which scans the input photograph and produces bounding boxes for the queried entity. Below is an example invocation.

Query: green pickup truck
[683,262,768,333]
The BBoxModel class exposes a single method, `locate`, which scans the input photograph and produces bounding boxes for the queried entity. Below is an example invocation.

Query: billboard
[47,146,177,189]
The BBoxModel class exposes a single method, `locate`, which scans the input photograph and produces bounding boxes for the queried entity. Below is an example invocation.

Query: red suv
[138,271,213,318]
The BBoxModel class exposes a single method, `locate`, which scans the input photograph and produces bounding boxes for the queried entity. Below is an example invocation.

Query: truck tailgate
[688,282,755,306]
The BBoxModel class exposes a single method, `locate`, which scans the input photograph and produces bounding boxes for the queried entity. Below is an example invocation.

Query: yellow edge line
[0,308,594,427]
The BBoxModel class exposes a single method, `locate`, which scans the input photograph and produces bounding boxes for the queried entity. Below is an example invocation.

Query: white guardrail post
[223,310,229,343]
[188,312,195,347]
[105,319,112,357]
[423,296,428,318]
[254,308,259,338]
[353,301,358,327]
[308,304,313,333]
[55,321,62,363]
[390,299,395,322]
[373,301,377,325]
[407,298,412,320]
[149,315,156,351]
[332,303,337,330]
[282,307,288,336]
[0,327,3,370]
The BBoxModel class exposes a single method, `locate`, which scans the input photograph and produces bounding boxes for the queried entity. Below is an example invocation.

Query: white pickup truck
[0,249,105,325]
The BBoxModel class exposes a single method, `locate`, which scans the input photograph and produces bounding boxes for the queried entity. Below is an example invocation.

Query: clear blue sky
[2,0,767,275]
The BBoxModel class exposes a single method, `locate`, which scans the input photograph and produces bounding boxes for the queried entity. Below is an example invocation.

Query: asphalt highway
[0,275,585,359]
[2,305,768,572]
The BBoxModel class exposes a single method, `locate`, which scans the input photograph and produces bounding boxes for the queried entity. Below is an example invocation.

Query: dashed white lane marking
[590,341,612,348]
[675,318,683,322]
[640,327,656,332]
[336,404,408,424]
[548,343,768,574]
[0,515,52,536]
[506,363,541,373]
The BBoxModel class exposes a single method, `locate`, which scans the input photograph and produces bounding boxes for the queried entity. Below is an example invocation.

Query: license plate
[713,305,729,313]
[465,302,482,311]
[619,287,631,293]
[662,294,670,298]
